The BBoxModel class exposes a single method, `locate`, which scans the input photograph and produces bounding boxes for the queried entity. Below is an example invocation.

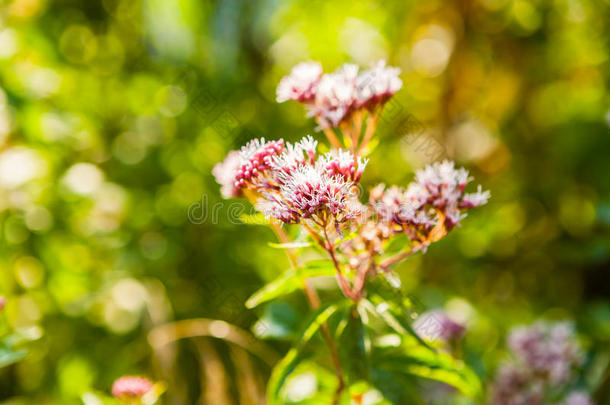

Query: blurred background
[0,0,609,403]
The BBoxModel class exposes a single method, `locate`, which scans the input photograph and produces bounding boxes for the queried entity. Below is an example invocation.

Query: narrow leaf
[246,260,335,308]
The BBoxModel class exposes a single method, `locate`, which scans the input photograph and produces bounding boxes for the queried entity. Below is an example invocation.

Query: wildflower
[355,60,402,110]
[212,150,242,199]
[313,64,359,128]
[0,296,6,312]
[111,376,153,400]
[234,138,284,190]
[414,310,466,342]
[276,62,323,103]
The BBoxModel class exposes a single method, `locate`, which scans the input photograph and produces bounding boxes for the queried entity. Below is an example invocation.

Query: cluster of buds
[490,322,592,405]
[277,60,402,153]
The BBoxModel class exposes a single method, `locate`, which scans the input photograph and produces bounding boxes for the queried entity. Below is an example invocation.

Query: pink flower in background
[111,376,153,399]
[508,322,584,386]
[490,321,591,405]
[212,150,242,199]
[0,296,6,312]
[276,61,323,103]
[490,363,543,405]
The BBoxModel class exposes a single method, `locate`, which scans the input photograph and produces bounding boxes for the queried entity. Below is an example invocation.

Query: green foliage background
[0,0,609,403]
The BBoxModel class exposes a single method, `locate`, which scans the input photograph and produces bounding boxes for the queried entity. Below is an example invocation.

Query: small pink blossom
[276,62,323,103]
[0,296,6,312]
[111,376,153,399]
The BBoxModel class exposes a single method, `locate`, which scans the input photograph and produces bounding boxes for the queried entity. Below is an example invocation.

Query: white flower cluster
[276,60,402,128]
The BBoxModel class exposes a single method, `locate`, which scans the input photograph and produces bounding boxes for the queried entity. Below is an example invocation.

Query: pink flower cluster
[508,322,584,386]
[369,161,489,249]
[490,322,591,405]
[111,376,153,399]
[276,60,402,128]
[214,136,367,227]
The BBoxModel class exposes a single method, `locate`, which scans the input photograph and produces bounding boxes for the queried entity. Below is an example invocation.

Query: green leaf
[246,260,336,308]
[253,302,299,340]
[374,344,482,398]
[370,367,424,405]
[338,306,369,382]
[362,298,433,351]
[267,302,347,405]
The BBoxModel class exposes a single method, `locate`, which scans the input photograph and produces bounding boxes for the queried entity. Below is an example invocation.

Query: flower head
[261,162,359,225]
[314,64,359,128]
[276,62,323,103]
[111,376,153,399]
[415,160,489,229]
[355,60,402,109]
[234,138,284,189]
